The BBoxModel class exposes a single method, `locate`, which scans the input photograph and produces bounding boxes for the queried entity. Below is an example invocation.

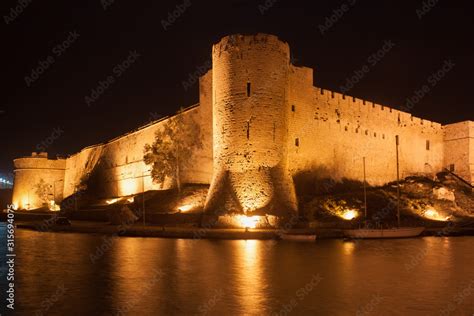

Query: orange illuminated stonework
[12,34,473,215]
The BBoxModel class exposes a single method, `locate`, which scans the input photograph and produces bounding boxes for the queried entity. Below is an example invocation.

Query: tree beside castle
[143,108,202,192]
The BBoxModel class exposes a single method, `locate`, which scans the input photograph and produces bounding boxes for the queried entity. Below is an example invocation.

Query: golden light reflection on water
[423,237,452,270]
[112,237,148,304]
[173,238,190,297]
[342,241,355,256]
[233,240,266,313]
[14,228,474,315]
[340,241,357,291]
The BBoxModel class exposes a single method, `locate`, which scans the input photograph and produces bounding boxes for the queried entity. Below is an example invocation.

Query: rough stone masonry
[12,34,473,217]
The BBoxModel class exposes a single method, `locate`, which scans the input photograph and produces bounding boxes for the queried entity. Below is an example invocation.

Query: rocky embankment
[301,172,473,227]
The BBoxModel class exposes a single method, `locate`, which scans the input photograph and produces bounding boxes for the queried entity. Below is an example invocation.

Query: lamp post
[142,170,148,226]
[395,135,401,228]
[363,156,367,220]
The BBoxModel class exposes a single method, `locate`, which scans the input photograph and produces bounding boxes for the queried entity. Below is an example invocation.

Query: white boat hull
[343,227,425,239]
[280,234,317,242]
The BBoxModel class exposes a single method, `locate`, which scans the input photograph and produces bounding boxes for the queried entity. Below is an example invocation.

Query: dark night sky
[1,0,473,174]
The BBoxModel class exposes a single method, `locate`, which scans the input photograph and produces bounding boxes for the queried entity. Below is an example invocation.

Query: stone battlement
[13,154,66,170]
[213,33,290,57]
[317,88,443,129]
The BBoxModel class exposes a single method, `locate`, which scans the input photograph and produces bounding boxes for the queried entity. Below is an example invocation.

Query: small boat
[343,226,424,239]
[344,139,425,239]
[279,233,317,242]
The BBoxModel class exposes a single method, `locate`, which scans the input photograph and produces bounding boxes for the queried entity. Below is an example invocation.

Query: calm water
[2,225,474,315]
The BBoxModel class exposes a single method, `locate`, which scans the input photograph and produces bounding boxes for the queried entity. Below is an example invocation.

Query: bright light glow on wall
[340,209,358,220]
[216,214,270,228]
[177,204,193,212]
[106,198,120,205]
[424,208,450,221]
[175,190,207,213]
[49,200,60,211]
[236,215,262,229]
[21,197,30,210]
[119,179,139,197]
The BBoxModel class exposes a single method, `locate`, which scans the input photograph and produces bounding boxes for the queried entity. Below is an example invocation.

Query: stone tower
[204,34,298,217]
[12,153,66,210]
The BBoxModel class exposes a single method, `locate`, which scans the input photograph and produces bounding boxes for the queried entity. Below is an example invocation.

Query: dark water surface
[3,225,474,315]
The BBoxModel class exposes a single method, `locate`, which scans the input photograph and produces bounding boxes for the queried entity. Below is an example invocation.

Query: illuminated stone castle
[12,34,473,217]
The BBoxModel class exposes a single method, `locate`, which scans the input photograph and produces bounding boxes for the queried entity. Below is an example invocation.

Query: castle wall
[443,121,474,185]
[13,78,214,209]
[62,103,213,200]
[63,145,103,197]
[287,65,444,185]
[12,33,469,214]
[197,70,214,183]
[12,154,66,210]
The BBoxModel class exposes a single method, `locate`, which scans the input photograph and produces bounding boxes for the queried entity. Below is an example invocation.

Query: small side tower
[205,34,297,218]
[12,152,66,210]
[443,121,474,185]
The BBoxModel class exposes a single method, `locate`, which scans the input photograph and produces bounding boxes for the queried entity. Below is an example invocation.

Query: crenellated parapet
[212,33,290,58]
[316,88,442,130]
